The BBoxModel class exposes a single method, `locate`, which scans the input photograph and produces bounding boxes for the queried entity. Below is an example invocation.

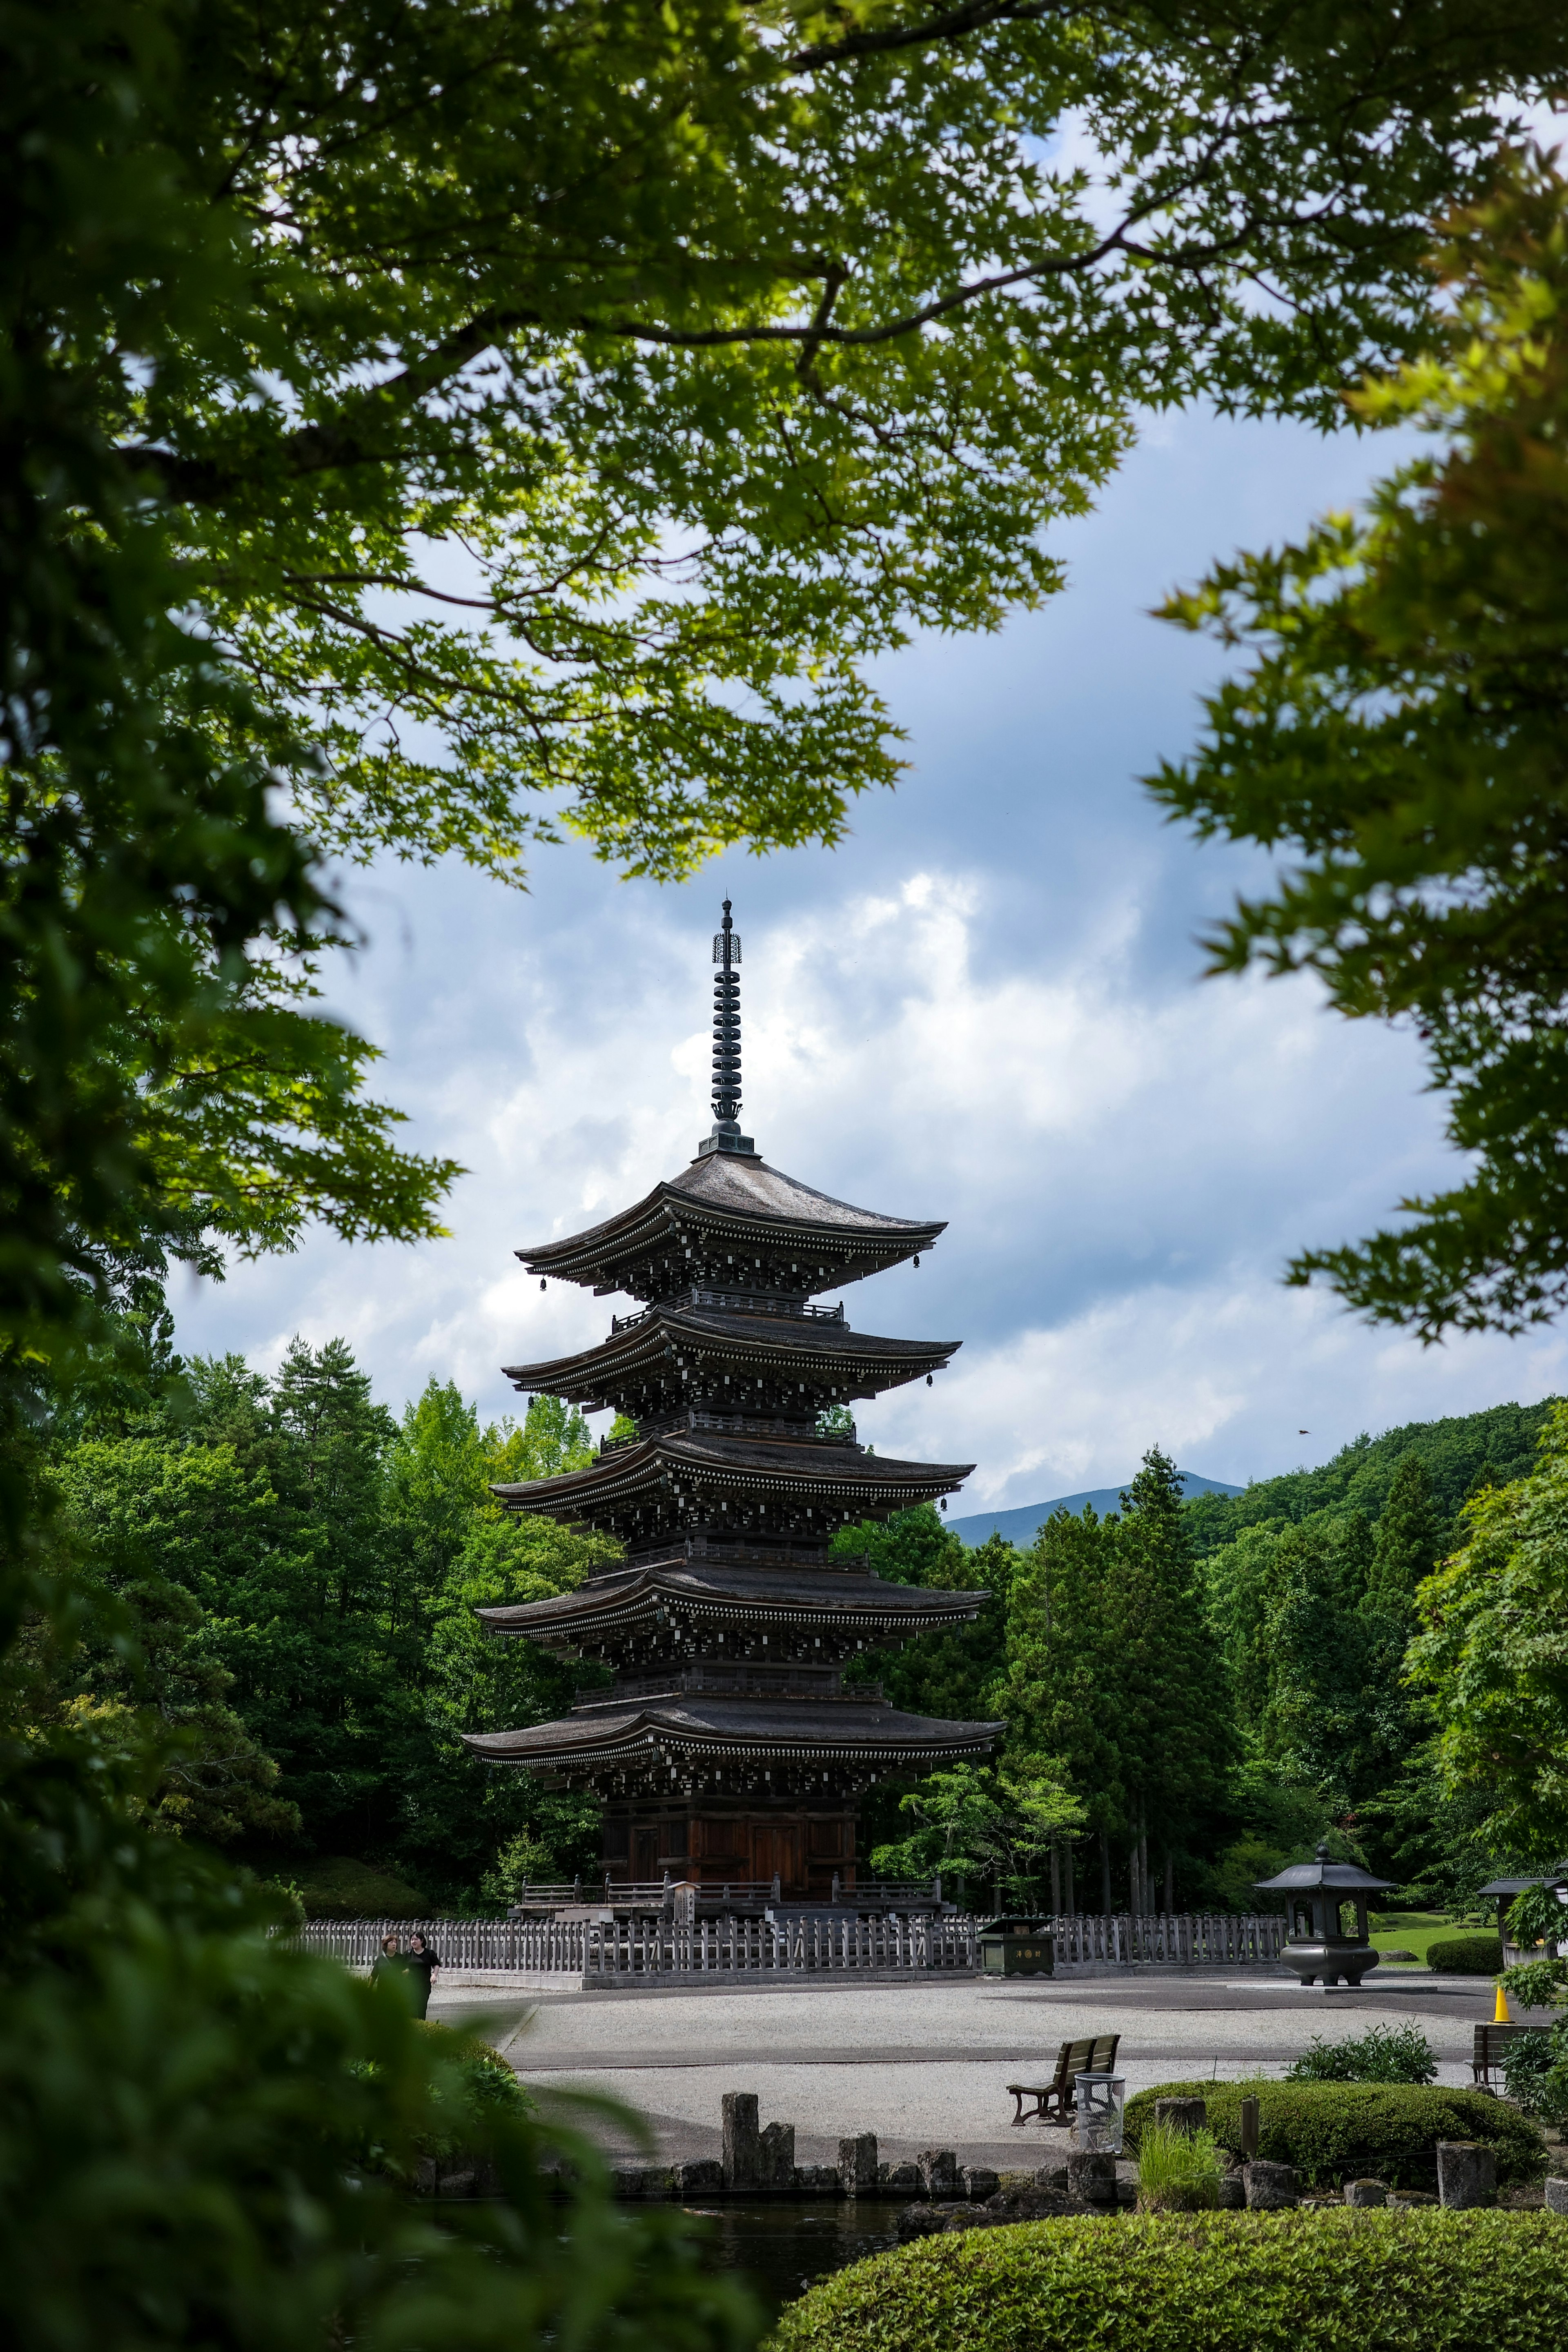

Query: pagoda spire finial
[697,898,757,1158]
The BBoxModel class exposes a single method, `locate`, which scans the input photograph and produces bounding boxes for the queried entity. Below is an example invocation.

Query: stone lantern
[1255,1842,1395,1987]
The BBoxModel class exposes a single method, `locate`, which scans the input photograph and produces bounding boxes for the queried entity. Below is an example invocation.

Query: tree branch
[787,0,1071,73]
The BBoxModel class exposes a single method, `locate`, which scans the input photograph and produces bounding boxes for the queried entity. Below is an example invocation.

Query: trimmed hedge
[1427,1933,1504,1974]
[1123,2080,1542,2188]
[768,2211,1568,2352]
[295,1855,430,1920]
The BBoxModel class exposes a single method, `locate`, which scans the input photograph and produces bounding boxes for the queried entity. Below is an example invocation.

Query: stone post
[917,2149,960,2199]
[1544,2178,1568,2216]
[1065,2149,1117,2207]
[1437,2142,1496,2209]
[722,2091,759,2191]
[1343,2179,1386,2207]
[1154,2098,1208,2135]
[759,2120,795,2190]
[1242,2161,1298,2209]
[1239,2096,1261,2160]
[838,2134,878,2196]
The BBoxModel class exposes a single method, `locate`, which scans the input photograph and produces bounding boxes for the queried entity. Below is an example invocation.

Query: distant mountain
[949,1472,1244,1549]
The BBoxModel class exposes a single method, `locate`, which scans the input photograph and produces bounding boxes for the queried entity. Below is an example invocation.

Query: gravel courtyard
[429,1967,1517,2171]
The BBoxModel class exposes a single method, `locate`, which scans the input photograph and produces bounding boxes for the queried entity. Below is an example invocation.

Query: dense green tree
[1000,1504,1122,1886]
[1368,1455,1443,1614]
[1002,1454,1232,1908]
[43,1352,612,1902]
[1358,1745,1508,1913]
[63,0,1568,895]
[833,1506,1018,1851]
[494,1394,598,1482]
[1149,161,1568,1339]
[835,1507,1018,1725]
[48,1437,298,1846]
[1409,1402,1568,1861]
[869,1759,1084,1904]
[1099,1452,1236,1900]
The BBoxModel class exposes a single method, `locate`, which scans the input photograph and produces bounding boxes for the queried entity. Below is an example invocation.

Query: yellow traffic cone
[1494,1981,1511,2024]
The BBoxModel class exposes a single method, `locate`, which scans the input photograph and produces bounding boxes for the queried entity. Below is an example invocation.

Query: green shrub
[1284,2025,1437,2084]
[768,2211,1568,2352]
[1425,1933,1503,1973]
[1501,2022,1568,2123]
[296,1855,431,1920]
[417,2023,531,2119]
[1123,2080,1542,2187]
[1136,2121,1224,2211]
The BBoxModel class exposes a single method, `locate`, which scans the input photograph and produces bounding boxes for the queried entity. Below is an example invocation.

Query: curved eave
[476,1566,988,1644]
[518,1164,944,1293]
[501,1307,961,1401]
[463,1701,1003,1771]
[491,1433,973,1519]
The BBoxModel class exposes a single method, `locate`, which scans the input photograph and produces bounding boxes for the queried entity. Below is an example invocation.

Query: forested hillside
[1181,1399,1557,1555]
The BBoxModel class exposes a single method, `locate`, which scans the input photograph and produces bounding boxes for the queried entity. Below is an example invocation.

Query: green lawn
[1366,1911,1493,1967]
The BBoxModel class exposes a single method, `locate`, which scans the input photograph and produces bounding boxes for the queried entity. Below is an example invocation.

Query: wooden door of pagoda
[631,1826,660,1884]
[749,1822,803,1895]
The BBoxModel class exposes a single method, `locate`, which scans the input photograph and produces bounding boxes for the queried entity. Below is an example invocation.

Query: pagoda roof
[477,1555,986,1648]
[502,1299,958,1402]
[462,1690,1001,1774]
[519,1153,943,1296]
[492,1428,973,1521]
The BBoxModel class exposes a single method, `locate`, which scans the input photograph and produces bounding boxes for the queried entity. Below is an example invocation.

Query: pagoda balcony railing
[609,1292,846,1334]
[607,1672,883,1702]
[502,1871,949,1916]
[618,1532,840,1571]
[690,1288,845,1322]
[597,1411,855,1455]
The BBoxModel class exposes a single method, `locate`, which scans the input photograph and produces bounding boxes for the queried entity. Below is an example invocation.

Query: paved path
[428,1967,1515,2170]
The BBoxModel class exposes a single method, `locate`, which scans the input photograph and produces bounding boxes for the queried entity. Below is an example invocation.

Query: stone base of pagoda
[602,1795,858,1902]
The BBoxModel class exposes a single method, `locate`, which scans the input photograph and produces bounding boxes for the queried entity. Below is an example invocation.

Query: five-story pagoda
[463,906,1000,1900]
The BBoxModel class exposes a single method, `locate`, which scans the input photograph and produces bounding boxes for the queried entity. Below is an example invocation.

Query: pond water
[685,2199,904,2316]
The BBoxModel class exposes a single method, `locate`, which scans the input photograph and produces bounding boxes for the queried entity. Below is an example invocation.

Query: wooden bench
[1008,2033,1120,2125]
[1472,2020,1548,2091]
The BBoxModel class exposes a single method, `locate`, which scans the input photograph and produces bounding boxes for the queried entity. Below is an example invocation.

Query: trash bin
[978,1917,1055,1976]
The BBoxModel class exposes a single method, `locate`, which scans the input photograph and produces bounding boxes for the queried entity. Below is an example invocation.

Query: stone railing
[294,1906,1285,1980]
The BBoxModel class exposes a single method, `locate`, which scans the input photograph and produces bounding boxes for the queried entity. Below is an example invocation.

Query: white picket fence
[295,1908,1285,1980]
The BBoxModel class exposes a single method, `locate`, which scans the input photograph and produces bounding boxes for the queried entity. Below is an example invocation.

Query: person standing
[403,1930,441,2019]
[370,1932,405,1996]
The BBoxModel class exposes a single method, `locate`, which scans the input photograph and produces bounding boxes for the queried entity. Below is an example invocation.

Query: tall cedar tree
[1100,1451,1235,1880]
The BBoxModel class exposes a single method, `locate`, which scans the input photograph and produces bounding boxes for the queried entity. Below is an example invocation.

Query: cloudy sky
[173,399,1568,1509]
